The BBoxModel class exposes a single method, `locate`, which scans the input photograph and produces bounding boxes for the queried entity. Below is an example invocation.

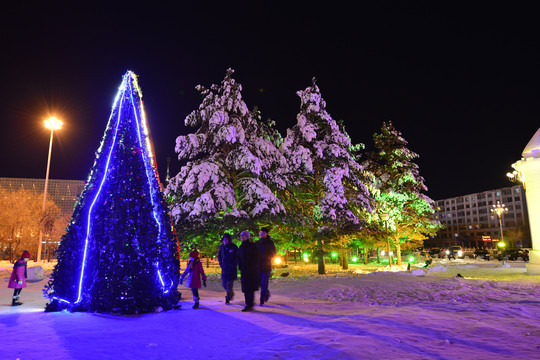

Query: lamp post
[491,201,508,249]
[381,212,392,266]
[37,117,63,262]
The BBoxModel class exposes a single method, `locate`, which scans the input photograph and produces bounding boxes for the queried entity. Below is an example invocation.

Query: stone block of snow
[27,266,45,282]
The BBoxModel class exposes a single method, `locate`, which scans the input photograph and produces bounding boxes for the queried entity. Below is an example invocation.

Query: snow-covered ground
[1,258,539,360]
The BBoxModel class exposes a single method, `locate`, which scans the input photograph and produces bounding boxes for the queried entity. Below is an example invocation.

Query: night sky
[1,2,538,200]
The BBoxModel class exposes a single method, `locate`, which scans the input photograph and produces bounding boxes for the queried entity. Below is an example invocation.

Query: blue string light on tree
[44,71,180,313]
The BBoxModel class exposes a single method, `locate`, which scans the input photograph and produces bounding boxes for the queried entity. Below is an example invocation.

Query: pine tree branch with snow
[166,69,288,246]
[280,78,372,274]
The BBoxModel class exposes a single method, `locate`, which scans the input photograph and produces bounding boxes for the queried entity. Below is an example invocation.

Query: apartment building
[427,185,531,249]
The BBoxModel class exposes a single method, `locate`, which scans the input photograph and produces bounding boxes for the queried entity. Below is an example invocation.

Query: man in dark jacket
[256,227,276,306]
[237,230,259,312]
[218,233,238,304]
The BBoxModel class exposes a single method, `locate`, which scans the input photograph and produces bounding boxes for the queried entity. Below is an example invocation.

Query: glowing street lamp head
[44,117,63,131]
[491,201,508,217]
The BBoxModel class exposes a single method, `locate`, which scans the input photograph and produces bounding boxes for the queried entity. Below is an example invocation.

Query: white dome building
[513,128,540,274]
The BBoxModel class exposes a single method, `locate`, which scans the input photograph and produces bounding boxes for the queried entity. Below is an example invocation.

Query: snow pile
[320,271,540,307]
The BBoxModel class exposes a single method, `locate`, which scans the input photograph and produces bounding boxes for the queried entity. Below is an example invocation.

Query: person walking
[256,228,276,306]
[237,231,259,312]
[179,249,207,309]
[8,250,31,306]
[218,233,238,304]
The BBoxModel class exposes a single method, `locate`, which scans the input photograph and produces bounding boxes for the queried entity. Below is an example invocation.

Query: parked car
[497,248,529,261]
[446,246,464,259]
[474,248,490,260]
[429,248,441,258]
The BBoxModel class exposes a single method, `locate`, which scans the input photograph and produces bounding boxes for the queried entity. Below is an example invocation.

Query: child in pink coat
[179,249,207,309]
[8,250,31,306]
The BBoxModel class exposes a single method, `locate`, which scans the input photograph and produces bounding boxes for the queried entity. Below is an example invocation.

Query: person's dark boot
[225,295,230,304]
[192,298,200,309]
[12,297,22,306]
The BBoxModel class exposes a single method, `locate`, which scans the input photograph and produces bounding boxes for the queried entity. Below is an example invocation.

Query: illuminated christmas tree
[44,71,180,313]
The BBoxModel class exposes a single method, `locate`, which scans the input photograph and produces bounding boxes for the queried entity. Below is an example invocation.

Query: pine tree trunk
[341,249,348,270]
[317,236,325,275]
[396,243,402,266]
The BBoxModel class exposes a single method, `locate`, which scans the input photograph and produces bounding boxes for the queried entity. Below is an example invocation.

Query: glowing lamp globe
[44,117,63,130]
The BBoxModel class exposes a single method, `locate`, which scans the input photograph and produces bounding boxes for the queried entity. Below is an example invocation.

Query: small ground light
[303,256,309,262]
[498,242,505,248]
[331,252,337,258]
[274,256,282,265]
[408,256,415,262]
[351,256,358,262]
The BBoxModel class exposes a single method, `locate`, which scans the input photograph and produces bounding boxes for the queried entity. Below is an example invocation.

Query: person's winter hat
[189,250,199,259]
[21,250,31,259]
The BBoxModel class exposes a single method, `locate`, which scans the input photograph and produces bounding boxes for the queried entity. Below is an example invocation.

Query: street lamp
[37,116,63,262]
[381,212,392,266]
[491,201,508,249]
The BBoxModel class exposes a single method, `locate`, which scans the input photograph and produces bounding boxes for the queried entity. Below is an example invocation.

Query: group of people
[180,228,276,312]
[8,229,276,312]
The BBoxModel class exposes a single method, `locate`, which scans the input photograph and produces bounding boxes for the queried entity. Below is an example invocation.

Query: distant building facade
[426,185,531,249]
[0,177,85,216]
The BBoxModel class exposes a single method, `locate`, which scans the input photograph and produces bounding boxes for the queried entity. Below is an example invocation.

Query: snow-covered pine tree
[366,121,441,265]
[166,69,287,250]
[44,72,180,313]
[282,78,371,274]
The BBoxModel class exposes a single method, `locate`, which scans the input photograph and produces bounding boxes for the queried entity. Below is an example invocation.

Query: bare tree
[46,212,70,261]
[0,188,60,262]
